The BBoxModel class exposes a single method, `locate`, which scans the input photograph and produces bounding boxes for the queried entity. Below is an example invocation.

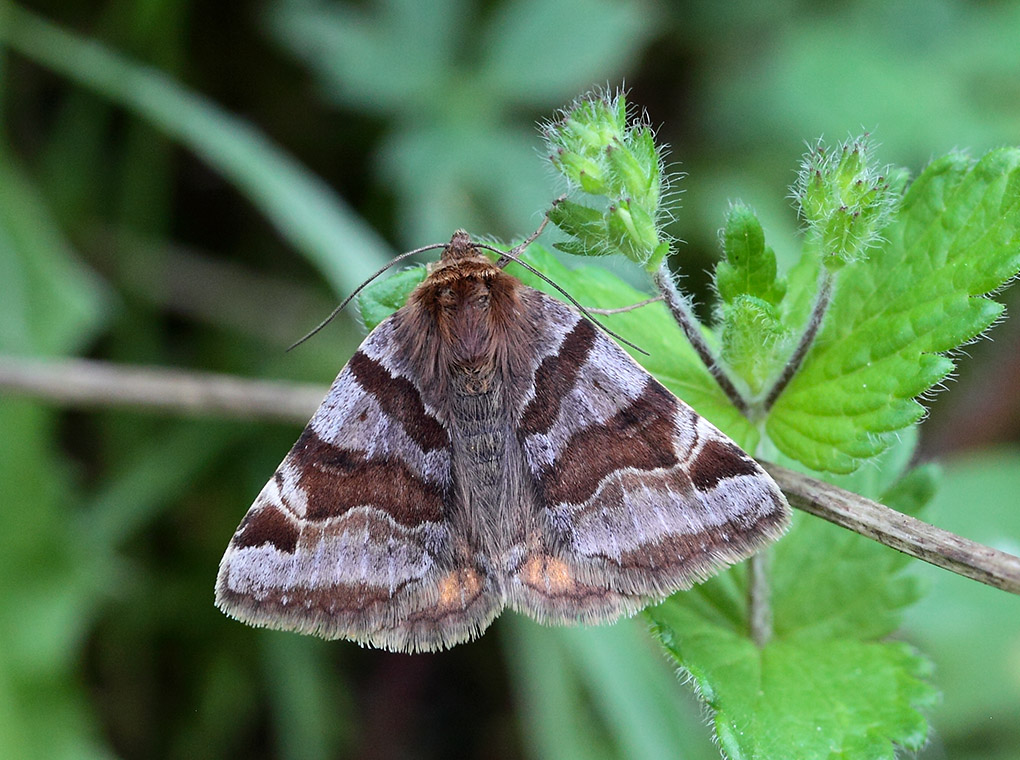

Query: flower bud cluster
[543,91,671,268]
[793,136,899,269]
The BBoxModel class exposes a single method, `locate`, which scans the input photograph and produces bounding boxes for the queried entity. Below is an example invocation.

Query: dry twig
[3,354,1018,596]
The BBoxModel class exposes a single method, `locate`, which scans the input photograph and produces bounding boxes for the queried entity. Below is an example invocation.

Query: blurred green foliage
[1,0,1018,758]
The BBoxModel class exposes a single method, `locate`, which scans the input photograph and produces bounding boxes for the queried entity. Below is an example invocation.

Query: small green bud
[793,135,901,267]
[720,295,791,394]
[606,129,660,208]
[715,203,785,306]
[607,200,660,263]
[543,89,674,267]
[549,200,610,256]
[553,150,610,195]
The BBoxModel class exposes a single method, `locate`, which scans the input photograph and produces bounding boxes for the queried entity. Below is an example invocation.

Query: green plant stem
[653,262,750,416]
[747,265,836,637]
[761,265,835,411]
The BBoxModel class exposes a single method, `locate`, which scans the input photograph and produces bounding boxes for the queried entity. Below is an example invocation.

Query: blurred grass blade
[0,3,393,294]
[0,144,108,355]
[503,616,713,760]
[502,615,614,760]
[261,633,352,760]
[558,620,716,760]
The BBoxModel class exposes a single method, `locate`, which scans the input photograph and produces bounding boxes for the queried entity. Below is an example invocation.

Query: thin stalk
[747,266,835,633]
[4,355,1019,596]
[763,463,1020,595]
[653,262,749,416]
[761,266,834,411]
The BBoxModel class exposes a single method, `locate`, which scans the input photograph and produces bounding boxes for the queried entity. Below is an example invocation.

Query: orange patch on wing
[521,555,575,593]
[436,569,482,609]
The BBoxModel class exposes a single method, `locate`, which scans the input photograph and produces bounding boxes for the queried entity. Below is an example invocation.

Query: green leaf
[0,147,112,759]
[356,265,427,330]
[650,602,934,760]
[549,199,613,257]
[715,203,785,306]
[768,148,1020,472]
[0,146,109,356]
[648,430,938,758]
[480,0,653,104]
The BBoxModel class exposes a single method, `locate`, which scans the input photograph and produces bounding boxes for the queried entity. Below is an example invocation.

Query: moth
[216,229,790,652]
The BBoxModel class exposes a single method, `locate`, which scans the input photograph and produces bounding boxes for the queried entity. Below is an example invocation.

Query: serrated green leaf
[356,265,427,329]
[769,148,1020,472]
[650,598,934,760]
[648,424,938,759]
[649,512,935,758]
[716,203,785,306]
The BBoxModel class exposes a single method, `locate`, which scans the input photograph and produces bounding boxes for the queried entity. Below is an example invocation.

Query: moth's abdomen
[451,380,506,496]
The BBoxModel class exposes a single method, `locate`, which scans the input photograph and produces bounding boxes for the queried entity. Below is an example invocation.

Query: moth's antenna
[287,242,446,351]
[475,238,650,357]
[493,207,555,266]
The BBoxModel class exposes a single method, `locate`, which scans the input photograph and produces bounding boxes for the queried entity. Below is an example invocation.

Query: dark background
[1,0,1019,758]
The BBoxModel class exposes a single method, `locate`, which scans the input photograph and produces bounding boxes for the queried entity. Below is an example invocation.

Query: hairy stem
[761,266,834,411]
[653,262,749,416]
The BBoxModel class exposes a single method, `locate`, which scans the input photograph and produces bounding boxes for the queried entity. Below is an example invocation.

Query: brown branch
[3,355,1019,596]
[762,462,1020,595]
[0,355,323,424]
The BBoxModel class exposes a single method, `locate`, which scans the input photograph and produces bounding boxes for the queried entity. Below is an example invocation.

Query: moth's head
[438,229,489,267]
[424,230,506,316]
[411,234,523,366]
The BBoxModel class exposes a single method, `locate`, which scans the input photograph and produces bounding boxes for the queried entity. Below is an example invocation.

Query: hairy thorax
[410,255,533,559]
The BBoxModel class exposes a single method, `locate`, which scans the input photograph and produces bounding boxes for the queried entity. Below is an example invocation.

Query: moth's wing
[216,315,501,652]
[508,293,790,624]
